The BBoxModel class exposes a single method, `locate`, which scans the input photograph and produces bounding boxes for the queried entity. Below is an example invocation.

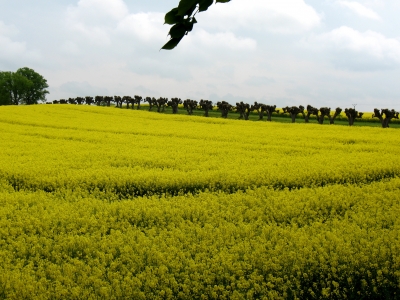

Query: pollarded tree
[283,106,304,123]
[114,96,122,108]
[156,97,168,112]
[344,108,363,126]
[162,0,231,50]
[76,97,85,105]
[129,97,136,109]
[235,102,246,120]
[85,96,94,105]
[94,96,103,106]
[217,101,233,118]
[168,97,182,114]
[235,102,252,120]
[134,95,143,110]
[328,107,342,124]
[122,96,132,108]
[183,99,198,115]
[265,105,277,122]
[243,103,252,120]
[104,96,113,107]
[145,97,157,111]
[372,108,399,128]
[252,102,266,120]
[318,107,343,124]
[199,99,213,117]
[318,107,331,124]
[305,105,319,123]
[68,98,77,105]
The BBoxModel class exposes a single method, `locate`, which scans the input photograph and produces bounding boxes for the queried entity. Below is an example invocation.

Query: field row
[0,178,399,299]
[0,105,400,196]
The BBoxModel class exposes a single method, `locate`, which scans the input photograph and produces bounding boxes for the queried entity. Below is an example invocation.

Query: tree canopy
[0,68,49,105]
[162,0,231,50]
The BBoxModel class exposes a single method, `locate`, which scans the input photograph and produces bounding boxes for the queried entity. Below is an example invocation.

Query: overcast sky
[1,0,399,111]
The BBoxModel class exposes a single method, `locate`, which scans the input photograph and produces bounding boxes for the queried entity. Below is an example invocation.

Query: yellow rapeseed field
[0,105,399,299]
[0,105,399,195]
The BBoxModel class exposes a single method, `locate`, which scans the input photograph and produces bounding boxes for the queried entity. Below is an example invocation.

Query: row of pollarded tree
[215,101,399,128]
[48,96,399,128]
[51,96,169,112]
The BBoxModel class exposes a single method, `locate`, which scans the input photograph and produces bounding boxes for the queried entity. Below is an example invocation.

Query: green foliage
[162,0,231,50]
[0,73,11,105]
[0,68,49,105]
[0,71,32,105]
[16,67,49,104]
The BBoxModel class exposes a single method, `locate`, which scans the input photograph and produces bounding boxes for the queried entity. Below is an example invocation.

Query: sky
[1,0,399,111]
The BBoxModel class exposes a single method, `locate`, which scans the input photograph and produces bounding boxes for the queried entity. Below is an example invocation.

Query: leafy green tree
[0,71,33,105]
[0,68,49,105]
[162,0,231,50]
[0,72,13,105]
[15,67,49,105]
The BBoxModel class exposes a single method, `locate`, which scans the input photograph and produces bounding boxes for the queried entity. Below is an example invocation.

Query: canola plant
[0,105,399,299]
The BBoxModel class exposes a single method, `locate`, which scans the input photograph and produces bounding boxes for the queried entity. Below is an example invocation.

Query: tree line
[2,67,397,128]
[48,96,399,128]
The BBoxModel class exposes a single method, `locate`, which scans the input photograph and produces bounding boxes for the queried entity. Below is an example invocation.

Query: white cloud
[337,1,381,20]
[60,41,80,55]
[197,0,322,34]
[244,76,275,86]
[117,12,165,42]
[306,26,400,71]
[65,0,130,45]
[115,12,256,52]
[67,0,129,22]
[0,36,27,57]
[188,30,257,51]
[320,26,400,61]
[0,21,18,37]
[58,81,109,97]
[0,21,41,68]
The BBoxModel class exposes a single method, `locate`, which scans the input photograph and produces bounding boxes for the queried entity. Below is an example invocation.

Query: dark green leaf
[177,0,198,16]
[161,0,231,50]
[164,8,182,25]
[199,0,214,12]
[161,37,183,50]
[183,19,195,32]
[169,23,187,38]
